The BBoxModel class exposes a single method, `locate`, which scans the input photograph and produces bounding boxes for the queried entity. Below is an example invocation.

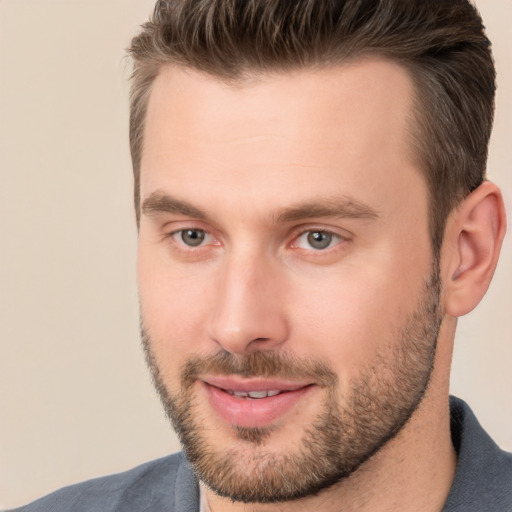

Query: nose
[207,251,290,355]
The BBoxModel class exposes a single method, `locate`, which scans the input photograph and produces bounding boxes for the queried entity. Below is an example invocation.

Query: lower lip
[202,382,314,428]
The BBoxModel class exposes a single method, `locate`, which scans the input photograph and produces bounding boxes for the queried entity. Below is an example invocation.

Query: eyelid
[161,220,221,248]
[172,228,206,245]
[291,224,351,239]
[161,221,350,253]
[289,226,351,251]
[171,228,218,243]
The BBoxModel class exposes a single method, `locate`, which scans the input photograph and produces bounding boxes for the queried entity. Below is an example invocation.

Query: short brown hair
[128,0,495,254]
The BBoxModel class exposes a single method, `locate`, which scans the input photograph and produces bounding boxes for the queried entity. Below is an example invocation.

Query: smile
[226,389,283,398]
[199,377,315,428]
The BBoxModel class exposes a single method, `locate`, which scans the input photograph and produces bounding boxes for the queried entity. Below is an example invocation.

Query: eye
[174,228,208,247]
[295,230,342,250]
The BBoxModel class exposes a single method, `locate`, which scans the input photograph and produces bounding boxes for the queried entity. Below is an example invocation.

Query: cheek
[289,263,420,384]
[138,248,213,366]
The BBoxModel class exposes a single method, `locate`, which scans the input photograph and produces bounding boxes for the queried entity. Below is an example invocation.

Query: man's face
[137,58,442,502]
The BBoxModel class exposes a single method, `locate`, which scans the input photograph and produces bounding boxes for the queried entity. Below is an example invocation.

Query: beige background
[0,0,510,509]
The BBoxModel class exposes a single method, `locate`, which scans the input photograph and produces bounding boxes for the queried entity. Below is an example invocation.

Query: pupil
[307,231,331,250]
[182,229,205,246]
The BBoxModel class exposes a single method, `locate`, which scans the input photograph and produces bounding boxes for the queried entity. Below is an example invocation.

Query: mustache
[180,350,338,388]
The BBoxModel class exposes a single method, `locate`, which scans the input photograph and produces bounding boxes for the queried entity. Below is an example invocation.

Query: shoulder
[10,452,199,512]
[444,396,512,511]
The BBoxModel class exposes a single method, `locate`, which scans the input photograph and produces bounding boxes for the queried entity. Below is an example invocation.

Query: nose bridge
[208,245,289,354]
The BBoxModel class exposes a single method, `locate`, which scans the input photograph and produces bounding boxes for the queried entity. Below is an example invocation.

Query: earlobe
[443,181,507,317]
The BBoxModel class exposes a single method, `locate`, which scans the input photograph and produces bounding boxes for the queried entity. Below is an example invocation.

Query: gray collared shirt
[11,397,512,511]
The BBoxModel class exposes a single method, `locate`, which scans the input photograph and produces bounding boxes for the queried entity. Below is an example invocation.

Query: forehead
[140,58,425,222]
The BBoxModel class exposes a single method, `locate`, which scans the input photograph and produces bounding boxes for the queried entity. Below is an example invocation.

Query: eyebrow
[142,192,208,220]
[274,198,380,223]
[141,191,380,223]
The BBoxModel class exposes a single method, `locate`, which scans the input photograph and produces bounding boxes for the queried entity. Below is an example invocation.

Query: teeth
[247,390,269,399]
[228,390,282,398]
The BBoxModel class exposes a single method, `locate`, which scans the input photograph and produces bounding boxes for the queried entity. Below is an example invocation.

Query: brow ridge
[141,191,380,224]
[141,192,208,219]
[275,198,380,223]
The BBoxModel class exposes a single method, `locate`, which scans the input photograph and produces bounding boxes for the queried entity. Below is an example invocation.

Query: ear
[442,181,507,317]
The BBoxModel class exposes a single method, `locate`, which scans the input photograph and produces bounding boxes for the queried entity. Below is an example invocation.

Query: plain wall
[0,0,510,509]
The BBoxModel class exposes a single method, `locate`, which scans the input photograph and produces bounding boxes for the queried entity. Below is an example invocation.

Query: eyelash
[165,225,349,255]
[292,229,346,251]
[167,228,217,249]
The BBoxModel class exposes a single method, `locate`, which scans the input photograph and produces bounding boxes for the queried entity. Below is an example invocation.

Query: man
[13,0,511,511]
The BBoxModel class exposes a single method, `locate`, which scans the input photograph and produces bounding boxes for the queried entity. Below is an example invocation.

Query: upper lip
[199,376,313,393]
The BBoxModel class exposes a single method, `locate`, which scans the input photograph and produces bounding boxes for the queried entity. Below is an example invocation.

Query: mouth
[199,376,315,428]
[225,389,284,399]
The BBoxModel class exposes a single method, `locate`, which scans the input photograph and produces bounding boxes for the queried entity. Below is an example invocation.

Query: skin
[137,57,506,512]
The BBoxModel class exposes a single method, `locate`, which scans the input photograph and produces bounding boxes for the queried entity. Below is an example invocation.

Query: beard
[141,266,442,504]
